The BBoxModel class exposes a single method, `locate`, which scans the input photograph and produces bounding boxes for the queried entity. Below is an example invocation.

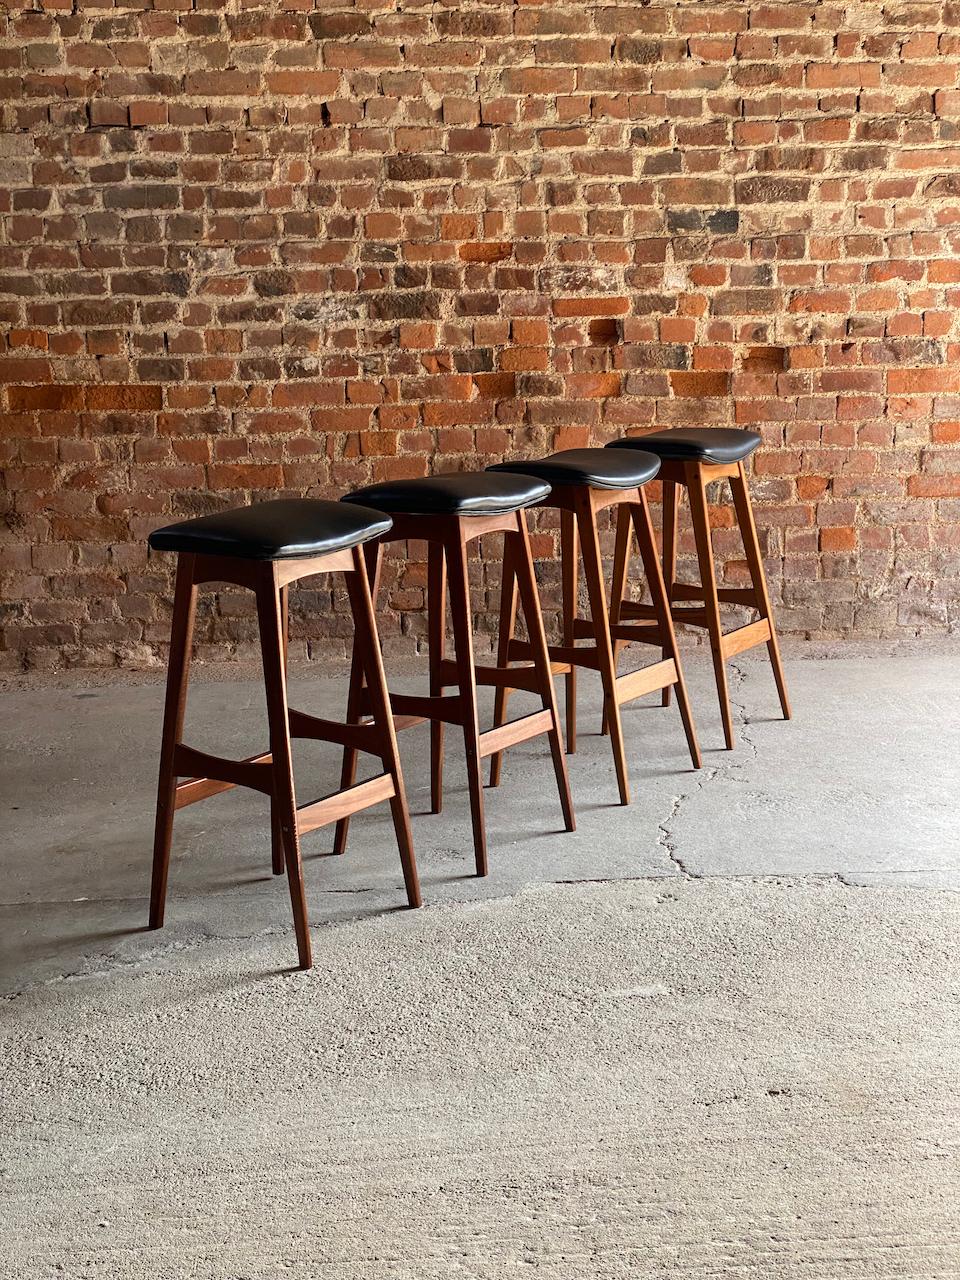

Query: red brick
[208,464,285,490]
[7,385,83,411]
[399,323,436,349]
[820,527,857,551]
[788,290,853,314]
[888,369,960,395]
[129,101,167,127]
[553,297,630,318]
[0,359,52,384]
[670,371,731,397]
[272,383,343,408]
[908,475,960,498]
[266,71,340,97]
[564,372,621,399]
[85,386,163,411]
[8,330,48,351]
[806,63,881,89]
[184,71,260,97]
[459,242,512,263]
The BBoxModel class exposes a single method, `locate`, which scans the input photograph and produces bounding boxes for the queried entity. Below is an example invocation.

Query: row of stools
[147,427,791,969]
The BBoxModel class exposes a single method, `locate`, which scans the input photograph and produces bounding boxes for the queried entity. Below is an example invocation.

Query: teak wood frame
[610,458,791,750]
[333,507,575,877]
[149,544,420,971]
[490,484,702,806]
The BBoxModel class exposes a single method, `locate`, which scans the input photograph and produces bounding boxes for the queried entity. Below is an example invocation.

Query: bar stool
[338,473,575,876]
[487,449,701,804]
[147,498,421,970]
[605,429,791,749]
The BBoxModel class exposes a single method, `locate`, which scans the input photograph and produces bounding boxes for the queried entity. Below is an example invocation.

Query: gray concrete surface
[1,646,959,1276]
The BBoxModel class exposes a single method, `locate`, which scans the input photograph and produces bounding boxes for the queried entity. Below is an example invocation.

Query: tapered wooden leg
[560,508,579,754]
[270,807,285,874]
[687,463,735,751]
[331,651,363,855]
[730,461,792,721]
[609,503,631,629]
[333,542,381,855]
[660,479,679,708]
[630,492,702,770]
[576,492,630,804]
[445,529,488,877]
[489,533,518,787]
[149,555,198,929]
[279,583,289,664]
[511,512,575,832]
[256,568,311,970]
[270,584,289,875]
[427,542,448,811]
[331,643,362,855]
[344,546,421,908]
[603,505,631,737]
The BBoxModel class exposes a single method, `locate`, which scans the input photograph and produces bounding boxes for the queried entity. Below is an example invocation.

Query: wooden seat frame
[610,457,791,750]
[490,483,702,806]
[333,507,575,877]
[149,544,420,971]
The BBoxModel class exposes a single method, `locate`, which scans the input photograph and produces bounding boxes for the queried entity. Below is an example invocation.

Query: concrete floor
[1,645,959,1276]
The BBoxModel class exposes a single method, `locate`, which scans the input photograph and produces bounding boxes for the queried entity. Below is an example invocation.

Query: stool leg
[660,479,679,708]
[256,569,311,970]
[511,511,576,831]
[576,491,630,805]
[603,505,631,738]
[149,555,197,930]
[687,462,735,751]
[331,643,363,855]
[333,541,380,856]
[270,584,289,875]
[560,509,579,754]
[428,541,448,812]
[446,529,488,877]
[730,460,792,721]
[630,492,702,770]
[489,533,518,788]
[344,546,421,909]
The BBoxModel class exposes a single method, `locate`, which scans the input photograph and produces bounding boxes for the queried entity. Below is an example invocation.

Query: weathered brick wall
[2,1,959,671]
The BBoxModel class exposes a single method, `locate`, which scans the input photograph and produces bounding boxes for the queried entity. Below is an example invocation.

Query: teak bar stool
[487,449,702,805]
[339,473,575,875]
[147,498,421,970]
[605,429,791,749]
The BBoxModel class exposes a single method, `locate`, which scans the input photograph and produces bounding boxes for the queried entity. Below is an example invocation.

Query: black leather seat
[148,498,392,561]
[606,428,761,465]
[343,472,550,517]
[489,447,660,491]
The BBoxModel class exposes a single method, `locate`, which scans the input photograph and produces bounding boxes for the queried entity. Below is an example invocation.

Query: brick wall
[2,1,960,671]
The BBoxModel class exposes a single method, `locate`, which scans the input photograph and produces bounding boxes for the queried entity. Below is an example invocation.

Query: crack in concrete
[656,791,697,877]
[650,655,756,878]
[727,657,760,766]
[556,870,926,889]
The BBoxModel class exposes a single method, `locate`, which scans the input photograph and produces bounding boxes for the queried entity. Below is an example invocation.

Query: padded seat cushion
[148,498,391,561]
[606,428,762,465]
[343,472,551,517]
[489,447,660,491]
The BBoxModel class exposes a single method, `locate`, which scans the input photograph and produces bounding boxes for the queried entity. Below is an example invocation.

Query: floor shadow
[71,925,149,945]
